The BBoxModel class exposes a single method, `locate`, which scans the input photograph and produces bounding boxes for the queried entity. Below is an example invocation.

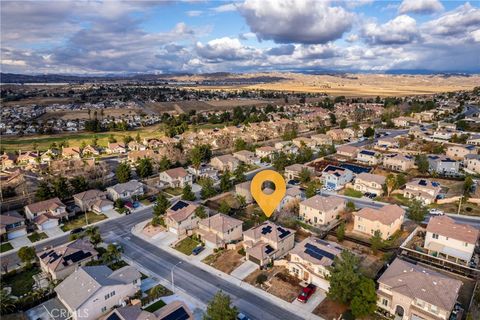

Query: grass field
[174,237,200,255]
[144,300,166,312]
[60,212,107,231]
[37,108,142,121]
[2,266,41,296]
[0,242,14,253]
[27,232,48,242]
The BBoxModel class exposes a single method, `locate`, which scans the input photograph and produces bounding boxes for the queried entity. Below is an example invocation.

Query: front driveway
[102,208,121,219]
[151,231,178,247]
[230,260,258,280]
[44,226,65,238]
[291,288,326,312]
[9,235,32,248]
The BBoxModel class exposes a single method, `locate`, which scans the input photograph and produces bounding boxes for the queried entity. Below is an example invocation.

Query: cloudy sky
[1,0,479,74]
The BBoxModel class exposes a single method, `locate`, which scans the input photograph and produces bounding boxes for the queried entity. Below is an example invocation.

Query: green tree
[464,175,474,197]
[327,250,361,304]
[103,244,121,264]
[305,182,317,198]
[218,200,231,215]
[234,138,248,151]
[52,176,71,199]
[299,168,312,183]
[370,230,384,254]
[151,215,165,227]
[272,151,290,171]
[136,158,153,178]
[199,177,217,199]
[108,134,117,143]
[70,176,88,194]
[350,277,378,318]
[0,289,15,315]
[363,127,375,138]
[116,162,131,183]
[408,199,428,223]
[415,154,429,174]
[190,144,212,169]
[203,291,238,320]
[340,118,348,129]
[329,113,337,125]
[182,184,196,201]
[233,162,247,183]
[396,173,407,188]
[153,193,170,216]
[385,174,396,197]
[346,201,356,212]
[336,222,345,242]
[36,180,53,201]
[219,170,232,192]
[158,156,171,172]
[195,206,208,219]
[18,246,36,268]
[85,226,102,247]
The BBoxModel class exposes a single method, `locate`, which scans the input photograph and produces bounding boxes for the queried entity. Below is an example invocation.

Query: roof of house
[427,216,479,245]
[235,180,251,190]
[285,163,311,172]
[378,258,462,311]
[359,149,378,157]
[212,154,238,164]
[233,150,254,157]
[155,300,193,320]
[55,265,140,310]
[322,165,352,177]
[336,145,359,154]
[103,306,155,320]
[0,211,24,227]
[406,179,442,191]
[37,238,98,272]
[25,197,65,214]
[300,195,345,212]
[166,200,198,223]
[199,213,242,233]
[73,189,105,201]
[108,142,126,149]
[163,167,188,179]
[355,172,386,185]
[354,204,405,225]
[62,147,81,156]
[243,221,295,243]
[108,180,143,194]
[290,237,343,267]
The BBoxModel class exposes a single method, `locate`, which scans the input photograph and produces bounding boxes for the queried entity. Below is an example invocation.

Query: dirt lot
[37,108,142,120]
[313,298,348,320]
[244,266,303,303]
[202,249,245,274]
[3,96,73,107]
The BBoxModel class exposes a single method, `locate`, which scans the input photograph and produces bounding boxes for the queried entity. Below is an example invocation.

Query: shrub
[256,273,268,285]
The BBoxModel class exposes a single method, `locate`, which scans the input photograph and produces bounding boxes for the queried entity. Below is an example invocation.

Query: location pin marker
[250,170,287,218]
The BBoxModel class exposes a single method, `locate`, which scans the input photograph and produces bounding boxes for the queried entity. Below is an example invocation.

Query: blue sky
[1,0,479,74]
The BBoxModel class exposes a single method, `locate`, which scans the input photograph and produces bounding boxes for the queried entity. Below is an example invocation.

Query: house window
[465,242,469,247]
[105,294,109,300]
[432,233,439,239]
[101,306,107,313]
[382,299,388,306]
[111,291,115,296]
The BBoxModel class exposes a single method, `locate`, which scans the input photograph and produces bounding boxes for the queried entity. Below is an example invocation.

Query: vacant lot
[313,298,349,320]
[245,266,302,302]
[203,249,244,274]
[38,108,142,121]
[60,212,107,231]
[3,96,73,107]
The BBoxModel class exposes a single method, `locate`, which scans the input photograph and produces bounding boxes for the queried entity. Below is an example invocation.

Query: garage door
[41,220,58,230]
[8,229,27,240]
[100,204,114,212]
[169,227,178,234]
[311,276,330,291]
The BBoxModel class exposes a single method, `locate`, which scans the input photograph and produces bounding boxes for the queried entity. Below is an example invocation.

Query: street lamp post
[171,261,182,293]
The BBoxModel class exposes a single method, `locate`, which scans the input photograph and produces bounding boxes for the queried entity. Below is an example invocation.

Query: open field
[0,123,164,152]
[2,96,73,107]
[37,108,142,121]
[179,73,480,97]
[203,249,244,274]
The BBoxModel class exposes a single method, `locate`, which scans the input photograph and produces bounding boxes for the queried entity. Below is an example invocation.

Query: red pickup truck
[297,284,317,303]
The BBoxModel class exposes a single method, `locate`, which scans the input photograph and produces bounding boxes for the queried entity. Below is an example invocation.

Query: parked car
[429,209,444,216]
[148,195,157,202]
[70,227,84,235]
[297,283,316,303]
[237,313,251,320]
[192,246,205,256]
[125,201,133,209]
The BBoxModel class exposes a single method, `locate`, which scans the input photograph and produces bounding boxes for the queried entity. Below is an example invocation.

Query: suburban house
[292,137,316,148]
[278,186,305,212]
[353,204,405,240]
[37,238,99,280]
[235,180,253,203]
[233,150,259,165]
[357,149,381,165]
[24,197,68,230]
[382,153,415,172]
[73,189,113,213]
[0,211,27,240]
[127,150,156,163]
[127,141,147,151]
[243,221,295,268]
[299,195,346,226]
[17,151,38,165]
[106,143,127,154]
[187,163,218,180]
[446,144,477,160]
[376,137,399,150]
[310,133,332,146]
[393,116,416,127]
[335,145,359,158]
[377,258,462,320]
[165,200,199,235]
[425,216,479,265]
[467,134,480,146]
[288,237,343,291]
[210,154,239,172]
[321,165,354,190]
[103,301,194,320]
[197,213,243,248]
[404,179,442,205]
[82,145,100,157]
[159,167,193,188]
[106,180,144,201]
[353,172,386,196]
[464,154,480,174]
[55,265,141,320]
[62,147,82,159]
[255,146,276,159]
[427,155,460,176]
[327,128,350,141]
[284,163,315,181]
[1,152,16,168]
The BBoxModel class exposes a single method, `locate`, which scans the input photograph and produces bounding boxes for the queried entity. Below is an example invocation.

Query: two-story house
[382,153,415,172]
[159,167,193,189]
[299,195,346,226]
[321,165,354,190]
[288,237,343,291]
[310,134,332,146]
[0,211,27,240]
[464,154,480,174]
[357,149,381,165]
[165,200,199,235]
[353,204,405,240]
[233,150,260,165]
[106,143,127,154]
[377,258,462,320]
[243,221,295,268]
[73,189,113,213]
[197,213,243,248]
[210,154,240,172]
[335,145,359,158]
[55,265,141,320]
[353,172,386,196]
[427,155,460,176]
[106,180,144,201]
[235,180,253,203]
[404,179,442,205]
[425,216,479,265]
[284,163,315,181]
[255,146,276,159]
[25,197,68,230]
[446,145,477,160]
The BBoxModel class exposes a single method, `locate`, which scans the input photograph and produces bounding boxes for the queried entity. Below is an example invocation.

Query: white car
[429,209,444,216]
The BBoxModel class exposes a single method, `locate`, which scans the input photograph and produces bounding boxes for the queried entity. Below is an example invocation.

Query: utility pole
[171,261,182,293]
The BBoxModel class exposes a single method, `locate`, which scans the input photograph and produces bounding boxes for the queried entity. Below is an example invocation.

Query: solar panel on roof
[171,201,189,211]
[315,239,330,246]
[360,150,376,156]
[305,243,336,260]
[265,245,274,255]
[63,251,92,265]
[160,307,190,320]
[305,248,323,261]
[339,163,371,174]
[419,180,427,186]
[106,313,122,320]
[261,225,272,234]
[40,250,54,259]
[277,227,291,239]
[432,182,439,187]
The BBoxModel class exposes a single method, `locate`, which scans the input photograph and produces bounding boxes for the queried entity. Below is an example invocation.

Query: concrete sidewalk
[131,220,324,320]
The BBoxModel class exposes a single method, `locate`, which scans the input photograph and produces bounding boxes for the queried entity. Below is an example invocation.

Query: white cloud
[362,15,419,45]
[195,37,259,62]
[186,10,202,17]
[398,0,444,15]
[238,0,354,44]
[422,3,480,37]
[211,3,238,13]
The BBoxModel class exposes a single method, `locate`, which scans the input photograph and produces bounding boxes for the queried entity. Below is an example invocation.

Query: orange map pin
[250,170,287,218]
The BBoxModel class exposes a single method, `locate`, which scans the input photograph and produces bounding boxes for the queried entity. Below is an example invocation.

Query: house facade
[159,167,193,188]
[321,165,354,190]
[106,180,144,201]
[165,200,199,235]
[404,179,442,205]
[73,189,112,213]
[353,173,386,196]
[299,195,346,226]
[0,211,27,240]
[353,204,405,240]
[24,197,68,230]
[197,213,243,248]
[382,153,415,172]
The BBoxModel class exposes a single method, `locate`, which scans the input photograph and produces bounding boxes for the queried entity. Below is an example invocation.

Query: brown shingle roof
[25,197,65,214]
[300,195,345,212]
[427,216,479,244]
[354,204,405,225]
[199,213,242,233]
[164,167,188,179]
[355,173,386,185]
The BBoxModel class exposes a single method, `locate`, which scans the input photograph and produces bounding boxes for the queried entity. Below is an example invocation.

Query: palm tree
[0,289,16,315]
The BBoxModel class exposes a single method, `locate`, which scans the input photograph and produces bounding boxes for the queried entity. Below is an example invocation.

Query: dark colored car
[70,227,84,235]
[237,313,251,320]
[192,246,205,256]
[297,284,316,303]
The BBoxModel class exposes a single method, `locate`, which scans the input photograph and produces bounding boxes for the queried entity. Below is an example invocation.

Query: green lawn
[0,242,13,253]
[28,232,48,242]
[163,187,183,196]
[174,237,200,255]
[2,266,41,296]
[144,300,166,312]
[108,260,129,271]
[60,212,107,231]
[343,188,363,198]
